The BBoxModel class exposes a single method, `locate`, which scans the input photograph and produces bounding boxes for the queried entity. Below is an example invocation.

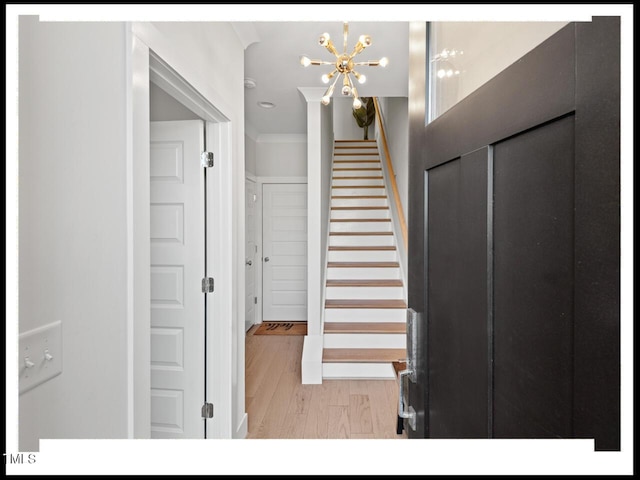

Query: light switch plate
[19,321,62,394]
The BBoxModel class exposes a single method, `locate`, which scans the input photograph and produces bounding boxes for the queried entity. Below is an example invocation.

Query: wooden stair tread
[329,246,396,251]
[332,185,385,189]
[331,195,387,199]
[392,361,407,378]
[334,145,379,149]
[329,231,393,236]
[335,139,377,142]
[325,299,407,309]
[327,262,399,268]
[326,279,403,287]
[333,176,383,180]
[333,168,382,171]
[334,161,381,165]
[323,348,407,363]
[335,153,380,156]
[335,145,378,151]
[330,218,390,222]
[324,322,406,334]
[331,206,389,210]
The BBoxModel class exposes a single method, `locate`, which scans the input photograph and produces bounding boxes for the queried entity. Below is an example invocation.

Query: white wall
[18,17,248,450]
[377,97,409,214]
[375,96,409,287]
[18,17,130,451]
[255,135,307,177]
[134,20,247,439]
[332,97,376,140]
[429,21,568,119]
[245,134,257,176]
[150,82,201,121]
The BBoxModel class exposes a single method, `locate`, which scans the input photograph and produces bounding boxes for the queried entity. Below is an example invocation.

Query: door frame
[128,32,236,438]
[245,173,258,331]
[254,177,308,325]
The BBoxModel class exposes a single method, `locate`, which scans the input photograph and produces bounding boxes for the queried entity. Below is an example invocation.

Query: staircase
[322,139,407,379]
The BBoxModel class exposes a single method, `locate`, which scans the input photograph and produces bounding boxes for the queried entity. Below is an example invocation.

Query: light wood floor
[245,326,408,439]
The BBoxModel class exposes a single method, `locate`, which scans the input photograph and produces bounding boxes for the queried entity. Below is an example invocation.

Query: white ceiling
[243,21,409,136]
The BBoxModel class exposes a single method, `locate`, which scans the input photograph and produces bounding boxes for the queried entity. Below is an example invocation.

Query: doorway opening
[132,47,236,439]
[245,179,309,333]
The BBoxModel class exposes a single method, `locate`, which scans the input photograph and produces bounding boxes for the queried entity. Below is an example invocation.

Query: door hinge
[201,151,214,167]
[254,297,258,304]
[202,277,214,293]
[201,402,214,419]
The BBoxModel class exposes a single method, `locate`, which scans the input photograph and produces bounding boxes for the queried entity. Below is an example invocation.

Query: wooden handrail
[372,97,408,250]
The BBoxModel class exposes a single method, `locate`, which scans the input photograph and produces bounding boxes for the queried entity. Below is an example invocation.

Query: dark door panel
[407,18,620,450]
[427,149,489,438]
[493,116,575,439]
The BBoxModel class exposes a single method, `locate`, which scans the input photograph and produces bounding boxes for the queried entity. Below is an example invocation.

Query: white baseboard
[301,335,323,384]
[323,362,396,379]
[234,413,248,439]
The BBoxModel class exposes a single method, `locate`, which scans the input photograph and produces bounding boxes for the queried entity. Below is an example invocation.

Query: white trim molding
[231,22,260,50]
[298,86,326,384]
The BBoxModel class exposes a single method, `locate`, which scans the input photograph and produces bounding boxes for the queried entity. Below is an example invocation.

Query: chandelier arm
[343,22,348,55]
[348,74,358,99]
[326,72,341,93]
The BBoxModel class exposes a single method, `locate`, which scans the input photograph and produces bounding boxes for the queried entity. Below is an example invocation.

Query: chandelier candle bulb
[359,35,372,47]
[353,71,366,84]
[319,33,330,46]
[300,55,311,67]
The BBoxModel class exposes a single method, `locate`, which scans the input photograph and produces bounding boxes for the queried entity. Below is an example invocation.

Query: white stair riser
[333,168,382,175]
[328,250,397,262]
[331,198,388,207]
[334,147,379,153]
[331,209,390,219]
[334,155,380,161]
[325,286,404,299]
[322,363,396,379]
[323,333,406,349]
[329,235,394,247]
[332,178,384,187]
[327,267,400,280]
[334,141,376,146]
[332,169,382,177]
[330,221,392,232]
[324,308,407,322]
[332,187,386,196]
[333,162,381,169]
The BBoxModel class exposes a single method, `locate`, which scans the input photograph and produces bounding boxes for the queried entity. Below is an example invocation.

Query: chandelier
[300,22,388,109]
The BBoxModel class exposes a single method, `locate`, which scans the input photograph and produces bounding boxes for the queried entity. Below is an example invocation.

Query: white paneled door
[150,120,205,438]
[262,183,308,321]
[245,178,257,331]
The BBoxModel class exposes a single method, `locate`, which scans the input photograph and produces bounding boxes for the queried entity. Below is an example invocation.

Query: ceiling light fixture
[300,22,388,109]
[257,101,275,109]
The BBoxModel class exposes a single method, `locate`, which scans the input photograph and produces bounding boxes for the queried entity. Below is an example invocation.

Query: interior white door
[245,178,257,331]
[150,120,205,439]
[262,183,308,321]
